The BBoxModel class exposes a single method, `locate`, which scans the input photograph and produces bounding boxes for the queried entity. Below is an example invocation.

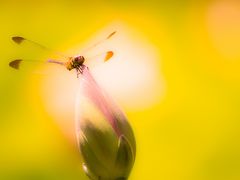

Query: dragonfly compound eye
[76,56,85,64]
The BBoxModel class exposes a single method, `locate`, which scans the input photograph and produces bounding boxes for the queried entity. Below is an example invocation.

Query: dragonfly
[9,31,116,76]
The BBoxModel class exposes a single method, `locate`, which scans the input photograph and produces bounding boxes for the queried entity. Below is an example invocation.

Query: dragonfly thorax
[65,56,85,71]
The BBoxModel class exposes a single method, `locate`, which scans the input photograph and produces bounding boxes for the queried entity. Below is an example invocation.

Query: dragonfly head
[74,55,85,65]
[65,56,85,71]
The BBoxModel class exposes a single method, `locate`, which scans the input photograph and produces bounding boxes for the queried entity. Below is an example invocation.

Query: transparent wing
[12,31,116,60]
[80,31,116,67]
[80,31,116,55]
[9,58,64,70]
[12,36,69,58]
[10,31,116,70]
[84,51,114,68]
[11,36,69,71]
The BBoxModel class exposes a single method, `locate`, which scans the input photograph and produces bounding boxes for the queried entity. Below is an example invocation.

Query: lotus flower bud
[75,65,136,180]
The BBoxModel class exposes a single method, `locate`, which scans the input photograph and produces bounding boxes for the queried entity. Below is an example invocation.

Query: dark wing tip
[12,36,25,44]
[107,31,116,39]
[104,51,114,62]
[9,59,22,69]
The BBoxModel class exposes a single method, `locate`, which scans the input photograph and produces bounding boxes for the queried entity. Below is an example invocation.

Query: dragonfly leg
[76,65,88,78]
[76,69,81,78]
[76,66,83,77]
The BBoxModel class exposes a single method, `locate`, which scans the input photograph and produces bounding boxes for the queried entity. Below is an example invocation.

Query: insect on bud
[75,66,136,180]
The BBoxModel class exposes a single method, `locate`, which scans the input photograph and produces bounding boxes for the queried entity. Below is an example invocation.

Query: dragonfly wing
[12,36,25,44]
[11,36,69,59]
[81,31,116,55]
[9,59,64,70]
[9,59,22,69]
[84,51,114,68]
[104,51,114,62]
[106,31,116,39]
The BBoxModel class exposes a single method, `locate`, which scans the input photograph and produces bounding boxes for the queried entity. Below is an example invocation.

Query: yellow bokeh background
[1,0,240,180]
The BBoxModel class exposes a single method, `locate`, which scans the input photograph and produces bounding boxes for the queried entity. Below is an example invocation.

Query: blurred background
[1,0,240,179]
